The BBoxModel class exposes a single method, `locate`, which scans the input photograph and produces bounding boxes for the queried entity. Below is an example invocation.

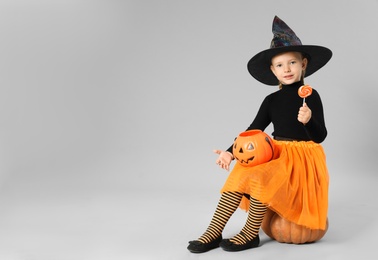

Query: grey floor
[0,166,376,260]
[1,1,377,259]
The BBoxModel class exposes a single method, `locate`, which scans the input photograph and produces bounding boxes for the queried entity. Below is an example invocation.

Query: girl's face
[270,52,308,85]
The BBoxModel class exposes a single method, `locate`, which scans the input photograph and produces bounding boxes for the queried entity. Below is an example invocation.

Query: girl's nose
[284,65,291,72]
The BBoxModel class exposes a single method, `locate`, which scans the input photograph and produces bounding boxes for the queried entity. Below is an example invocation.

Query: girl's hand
[298,102,312,125]
[213,149,233,171]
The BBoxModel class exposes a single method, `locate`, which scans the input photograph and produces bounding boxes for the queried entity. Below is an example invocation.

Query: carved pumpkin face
[233,130,274,167]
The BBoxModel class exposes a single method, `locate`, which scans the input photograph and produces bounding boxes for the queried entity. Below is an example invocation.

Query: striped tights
[198,192,267,245]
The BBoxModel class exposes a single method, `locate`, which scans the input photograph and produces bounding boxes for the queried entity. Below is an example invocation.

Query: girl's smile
[270,52,308,85]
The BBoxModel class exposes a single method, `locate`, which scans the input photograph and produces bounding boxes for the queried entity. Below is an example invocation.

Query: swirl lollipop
[298,85,312,105]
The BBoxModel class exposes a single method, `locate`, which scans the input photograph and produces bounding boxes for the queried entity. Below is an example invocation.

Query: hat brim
[247,45,332,86]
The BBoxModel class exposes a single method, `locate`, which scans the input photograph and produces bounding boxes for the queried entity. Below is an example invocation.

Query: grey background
[0,0,377,259]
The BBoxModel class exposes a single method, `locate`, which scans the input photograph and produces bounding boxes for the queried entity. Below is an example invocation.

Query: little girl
[188,16,332,253]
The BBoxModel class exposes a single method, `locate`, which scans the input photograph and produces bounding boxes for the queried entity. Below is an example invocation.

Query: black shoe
[187,235,222,253]
[220,233,260,252]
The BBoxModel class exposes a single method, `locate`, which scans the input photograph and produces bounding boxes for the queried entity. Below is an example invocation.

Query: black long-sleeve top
[227,81,327,153]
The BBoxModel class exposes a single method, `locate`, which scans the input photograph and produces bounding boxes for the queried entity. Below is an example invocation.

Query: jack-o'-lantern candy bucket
[233,130,274,167]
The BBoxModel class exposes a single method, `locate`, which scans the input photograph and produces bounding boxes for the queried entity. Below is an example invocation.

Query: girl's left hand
[298,102,312,125]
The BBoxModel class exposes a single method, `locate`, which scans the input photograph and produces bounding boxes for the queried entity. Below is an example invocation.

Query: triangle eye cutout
[247,143,254,150]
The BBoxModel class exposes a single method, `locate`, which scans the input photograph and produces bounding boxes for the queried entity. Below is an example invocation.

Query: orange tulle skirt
[221,140,329,230]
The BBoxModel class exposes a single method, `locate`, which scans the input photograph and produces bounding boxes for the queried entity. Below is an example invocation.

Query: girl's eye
[290,61,296,64]
[276,64,282,68]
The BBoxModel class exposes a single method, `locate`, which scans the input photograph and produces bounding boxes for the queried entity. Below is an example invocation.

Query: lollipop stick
[303,97,305,106]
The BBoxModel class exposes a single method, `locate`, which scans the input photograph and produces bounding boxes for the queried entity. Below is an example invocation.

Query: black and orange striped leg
[229,196,267,245]
[197,191,243,243]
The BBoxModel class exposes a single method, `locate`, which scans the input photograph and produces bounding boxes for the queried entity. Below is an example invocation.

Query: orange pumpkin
[262,208,328,244]
[233,130,274,167]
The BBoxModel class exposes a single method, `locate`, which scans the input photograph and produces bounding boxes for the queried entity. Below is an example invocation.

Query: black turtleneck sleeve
[227,81,327,153]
